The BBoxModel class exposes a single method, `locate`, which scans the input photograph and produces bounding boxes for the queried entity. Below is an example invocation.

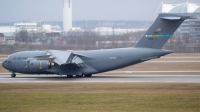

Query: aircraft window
[7,55,12,60]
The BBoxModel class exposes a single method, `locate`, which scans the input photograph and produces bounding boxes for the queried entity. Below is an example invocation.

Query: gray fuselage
[2,47,172,76]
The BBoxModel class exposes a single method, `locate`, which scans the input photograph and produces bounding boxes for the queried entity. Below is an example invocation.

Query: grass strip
[0,83,200,112]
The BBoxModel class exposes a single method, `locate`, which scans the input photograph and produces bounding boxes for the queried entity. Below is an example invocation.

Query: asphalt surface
[0,74,200,83]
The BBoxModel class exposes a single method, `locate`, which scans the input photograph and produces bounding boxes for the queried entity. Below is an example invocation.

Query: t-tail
[134,13,190,49]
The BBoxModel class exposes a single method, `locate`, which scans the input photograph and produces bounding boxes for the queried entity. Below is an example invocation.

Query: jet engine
[29,60,54,70]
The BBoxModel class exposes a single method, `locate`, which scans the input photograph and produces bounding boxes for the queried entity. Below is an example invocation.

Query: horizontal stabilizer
[161,17,181,20]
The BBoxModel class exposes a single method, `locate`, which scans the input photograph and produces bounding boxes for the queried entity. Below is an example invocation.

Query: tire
[11,74,16,78]
[85,74,92,77]
[67,75,73,78]
[76,74,83,78]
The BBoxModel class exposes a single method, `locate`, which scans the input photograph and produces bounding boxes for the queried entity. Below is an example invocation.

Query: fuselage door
[25,61,30,69]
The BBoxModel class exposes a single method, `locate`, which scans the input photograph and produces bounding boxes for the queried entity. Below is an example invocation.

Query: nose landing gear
[11,72,16,78]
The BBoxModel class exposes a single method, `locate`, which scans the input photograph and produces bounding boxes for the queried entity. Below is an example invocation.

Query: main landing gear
[66,74,93,78]
[84,74,92,77]
[76,74,83,78]
[67,75,73,78]
[11,72,16,78]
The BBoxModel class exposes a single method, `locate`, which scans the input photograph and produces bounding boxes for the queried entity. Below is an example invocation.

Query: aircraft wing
[33,50,91,66]
[48,50,74,65]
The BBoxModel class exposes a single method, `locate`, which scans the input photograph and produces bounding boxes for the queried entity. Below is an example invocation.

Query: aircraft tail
[134,13,190,49]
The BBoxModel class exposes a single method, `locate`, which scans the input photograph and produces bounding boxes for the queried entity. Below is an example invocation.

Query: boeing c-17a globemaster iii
[2,14,190,78]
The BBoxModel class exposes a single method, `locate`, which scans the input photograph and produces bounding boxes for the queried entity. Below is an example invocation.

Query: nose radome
[2,59,6,69]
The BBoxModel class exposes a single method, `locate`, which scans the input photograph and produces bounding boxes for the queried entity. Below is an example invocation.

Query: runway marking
[0,73,22,75]
[0,75,200,84]
[147,61,200,63]
[1,71,200,75]
[1,81,199,84]
[107,71,200,73]
[162,57,200,58]
[0,73,10,74]
[68,81,200,83]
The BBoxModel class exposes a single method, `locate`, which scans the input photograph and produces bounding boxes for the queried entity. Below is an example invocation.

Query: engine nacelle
[29,60,54,70]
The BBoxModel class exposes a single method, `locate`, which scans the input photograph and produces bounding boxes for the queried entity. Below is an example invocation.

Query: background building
[63,0,73,32]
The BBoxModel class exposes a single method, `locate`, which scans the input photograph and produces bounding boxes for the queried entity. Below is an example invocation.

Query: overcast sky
[0,0,199,22]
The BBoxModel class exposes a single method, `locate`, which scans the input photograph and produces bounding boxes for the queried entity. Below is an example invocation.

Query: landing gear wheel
[67,75,73,78]
[85,74,92,77]
[76,74,83,78]
[11,74,16,78]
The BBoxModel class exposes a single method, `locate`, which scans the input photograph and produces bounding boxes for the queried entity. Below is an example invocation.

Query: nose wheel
[11,73,16,78]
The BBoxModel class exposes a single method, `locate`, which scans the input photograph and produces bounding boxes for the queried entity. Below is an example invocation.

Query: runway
[0,74,200,83]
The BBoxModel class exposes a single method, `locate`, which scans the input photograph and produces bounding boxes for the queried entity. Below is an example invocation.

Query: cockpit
[7,55,11,60]
[2,55,12,69]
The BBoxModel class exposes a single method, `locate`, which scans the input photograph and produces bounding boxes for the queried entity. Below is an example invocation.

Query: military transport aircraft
[2,13,190,78]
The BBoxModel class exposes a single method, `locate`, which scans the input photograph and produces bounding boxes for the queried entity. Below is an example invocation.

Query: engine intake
[29,60,54,70]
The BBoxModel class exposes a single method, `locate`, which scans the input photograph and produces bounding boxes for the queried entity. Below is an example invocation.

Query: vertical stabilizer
[134,14,189,49]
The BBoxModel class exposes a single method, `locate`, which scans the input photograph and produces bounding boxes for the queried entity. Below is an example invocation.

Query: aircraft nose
[2,59,7,69]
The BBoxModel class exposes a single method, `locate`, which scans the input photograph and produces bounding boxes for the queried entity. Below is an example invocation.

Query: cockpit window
[7,55,10,58]
[7,55,12,60]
